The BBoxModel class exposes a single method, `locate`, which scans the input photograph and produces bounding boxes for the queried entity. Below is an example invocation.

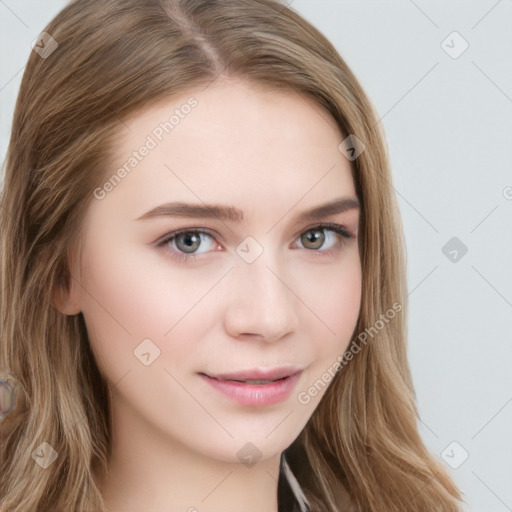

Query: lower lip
[200,372,302,407]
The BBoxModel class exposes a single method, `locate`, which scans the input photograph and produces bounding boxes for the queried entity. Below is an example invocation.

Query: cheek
[77,242,228,374]
[329,263,362,343]
[302,251,362,353]
[293,255,361,408]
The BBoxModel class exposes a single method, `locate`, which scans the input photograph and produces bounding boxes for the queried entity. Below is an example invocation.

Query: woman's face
[63,79,362,464]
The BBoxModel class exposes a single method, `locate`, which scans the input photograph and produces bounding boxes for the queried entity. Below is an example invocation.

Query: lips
[199,366,304,406]
[201,365,303,383]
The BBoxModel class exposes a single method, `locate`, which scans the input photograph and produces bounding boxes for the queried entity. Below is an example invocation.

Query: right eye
[156,228,220,262]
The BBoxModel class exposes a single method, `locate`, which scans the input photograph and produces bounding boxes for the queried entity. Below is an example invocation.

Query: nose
[223,252,300,343]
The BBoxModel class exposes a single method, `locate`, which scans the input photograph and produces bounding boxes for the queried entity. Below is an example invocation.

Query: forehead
[99,79,356,220]
[114,79,345,156]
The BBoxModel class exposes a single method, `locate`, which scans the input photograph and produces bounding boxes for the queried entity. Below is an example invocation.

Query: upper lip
[202,365,303,381]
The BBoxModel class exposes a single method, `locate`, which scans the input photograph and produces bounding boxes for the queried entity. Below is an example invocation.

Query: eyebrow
[135,196,360,224]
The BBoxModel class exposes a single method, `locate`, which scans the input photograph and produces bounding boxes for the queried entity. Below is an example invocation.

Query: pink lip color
[200,371,302,407]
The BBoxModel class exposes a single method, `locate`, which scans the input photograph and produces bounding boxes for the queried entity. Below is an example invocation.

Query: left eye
[297,226,345,251]
[156,223,353,262]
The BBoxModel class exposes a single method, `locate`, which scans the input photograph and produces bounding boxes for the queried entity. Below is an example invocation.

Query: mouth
[198,366,304,406]
[200,365,303,383]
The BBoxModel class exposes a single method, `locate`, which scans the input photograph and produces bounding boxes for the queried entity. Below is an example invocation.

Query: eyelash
[156,223,354,263]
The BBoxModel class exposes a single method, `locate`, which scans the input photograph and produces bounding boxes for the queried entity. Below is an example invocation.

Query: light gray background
[1,1,511,511]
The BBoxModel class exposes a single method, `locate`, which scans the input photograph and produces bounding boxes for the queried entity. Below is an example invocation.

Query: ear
[51,261,81,316]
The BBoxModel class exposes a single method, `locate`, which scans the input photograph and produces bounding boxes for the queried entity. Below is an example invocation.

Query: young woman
[0,0,464,510]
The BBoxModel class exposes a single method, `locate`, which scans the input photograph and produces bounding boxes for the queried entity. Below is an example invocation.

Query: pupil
[303,229,324,249]
[180,233,200,253]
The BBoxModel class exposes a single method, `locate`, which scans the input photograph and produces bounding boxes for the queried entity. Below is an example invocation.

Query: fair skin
[56,78,362,512]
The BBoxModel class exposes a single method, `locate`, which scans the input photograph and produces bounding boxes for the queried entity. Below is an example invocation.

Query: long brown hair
[0,0,464,510]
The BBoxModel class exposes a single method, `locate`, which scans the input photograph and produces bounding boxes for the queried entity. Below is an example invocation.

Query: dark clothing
[278,452,308,512]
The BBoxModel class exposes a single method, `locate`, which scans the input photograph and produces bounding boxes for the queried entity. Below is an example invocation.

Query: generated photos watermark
[93,97,198,200]
[297,301,402,405]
